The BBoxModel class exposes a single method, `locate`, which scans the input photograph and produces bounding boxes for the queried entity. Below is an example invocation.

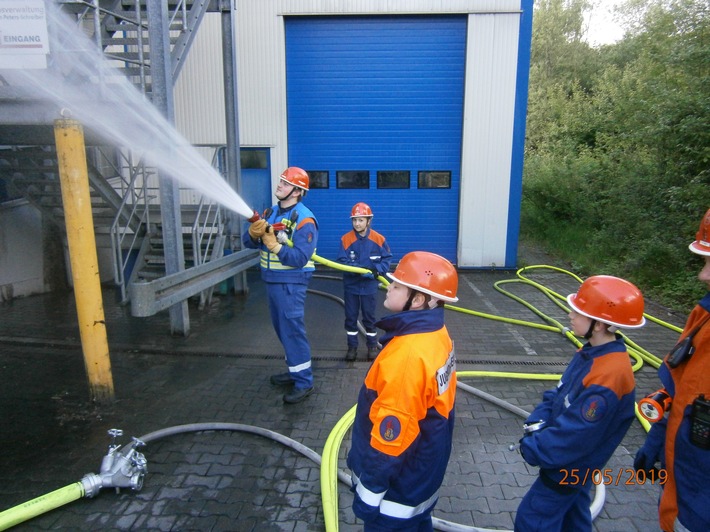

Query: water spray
[2,1,255,221]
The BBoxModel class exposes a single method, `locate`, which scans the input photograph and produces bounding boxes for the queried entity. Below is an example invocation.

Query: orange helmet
[280,167,309,191]
[689,208,710,256]
[387,251,458,302]
[351,202,373,218]
[567,275,645,329]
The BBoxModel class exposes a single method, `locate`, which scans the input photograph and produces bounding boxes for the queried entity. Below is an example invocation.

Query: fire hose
[0,258,683,530]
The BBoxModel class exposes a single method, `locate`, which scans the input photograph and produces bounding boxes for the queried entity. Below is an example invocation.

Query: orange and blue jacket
[242,202,317,284]
[347,306,456,525]
[336,227,392,295]
[520,336,636,488]
[654,293,710,531]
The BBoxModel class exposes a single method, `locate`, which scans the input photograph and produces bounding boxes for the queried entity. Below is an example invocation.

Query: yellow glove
[248,219,268,240]
[261,230,282,254]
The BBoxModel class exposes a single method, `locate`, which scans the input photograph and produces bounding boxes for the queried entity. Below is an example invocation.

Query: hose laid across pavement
[0,261,680,530]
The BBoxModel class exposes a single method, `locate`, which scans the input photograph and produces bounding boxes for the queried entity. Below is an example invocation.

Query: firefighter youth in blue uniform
[337,202,392,361]
[347,251,459,531]
[242,167,318,404]
[634,207,710,532]
[515,276,645,532]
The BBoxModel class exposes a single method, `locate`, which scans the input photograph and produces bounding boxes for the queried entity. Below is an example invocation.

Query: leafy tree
[522,0,709,312]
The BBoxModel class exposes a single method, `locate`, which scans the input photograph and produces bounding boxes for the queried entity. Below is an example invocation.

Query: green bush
[521,0,708,315]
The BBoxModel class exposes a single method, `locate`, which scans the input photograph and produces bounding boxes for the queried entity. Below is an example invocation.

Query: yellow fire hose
[0,256,681,531]
[0,483,84,531]
[314,258,680,531]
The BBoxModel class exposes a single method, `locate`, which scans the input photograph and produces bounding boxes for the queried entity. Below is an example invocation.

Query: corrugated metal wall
[285,15,466,263]
[173,0,532,267]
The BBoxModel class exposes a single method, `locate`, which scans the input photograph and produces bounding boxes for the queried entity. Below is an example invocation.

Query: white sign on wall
[0,0,50,69]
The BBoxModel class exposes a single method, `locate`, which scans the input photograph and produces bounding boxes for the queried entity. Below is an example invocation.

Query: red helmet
[567,275,645,329]
[280,167,309,191]
[387,251,458,302]
[351,202,373,218]
[689,208,710,256]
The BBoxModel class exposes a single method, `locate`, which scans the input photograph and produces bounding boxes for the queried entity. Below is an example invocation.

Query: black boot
[270,372,293,386]
[283,386,314,404]
[367,346,379,360]
[345,347,357,361]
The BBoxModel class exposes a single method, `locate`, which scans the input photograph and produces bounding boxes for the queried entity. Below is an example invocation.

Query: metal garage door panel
[285,15,466,264]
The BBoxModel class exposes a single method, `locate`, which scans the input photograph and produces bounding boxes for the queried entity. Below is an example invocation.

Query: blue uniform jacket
[347,307,456,525]
[520,336,636,487]
[336,228,392,295]
[242,202,318,285]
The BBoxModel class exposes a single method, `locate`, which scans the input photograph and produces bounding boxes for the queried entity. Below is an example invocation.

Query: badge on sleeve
[380,415,402,442]
[581,394,607,422]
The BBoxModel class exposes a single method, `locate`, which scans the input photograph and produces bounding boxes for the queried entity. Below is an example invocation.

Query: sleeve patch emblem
[379,415,401,442]
[581,394,607,422]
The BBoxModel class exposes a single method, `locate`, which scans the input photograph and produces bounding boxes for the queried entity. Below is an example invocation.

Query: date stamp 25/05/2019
[559,468,667,486]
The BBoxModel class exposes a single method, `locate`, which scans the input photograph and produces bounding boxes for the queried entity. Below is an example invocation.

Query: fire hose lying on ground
[0,260,677,531]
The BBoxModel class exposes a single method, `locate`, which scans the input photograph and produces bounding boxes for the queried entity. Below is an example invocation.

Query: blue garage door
[285,15,466,264]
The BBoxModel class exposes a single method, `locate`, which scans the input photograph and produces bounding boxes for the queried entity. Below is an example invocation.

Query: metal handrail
[192,197,223,267]
[110,155,152,302]
[191,147,227,308]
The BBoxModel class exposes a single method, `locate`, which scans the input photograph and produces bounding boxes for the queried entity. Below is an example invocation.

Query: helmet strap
[403,290,416,312]
[427,297,441,309]
[584,319,597,340]
[278,184,302,205]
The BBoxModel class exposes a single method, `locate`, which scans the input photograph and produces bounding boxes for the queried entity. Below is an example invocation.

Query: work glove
[261,229,282,254]
[633,421,666,477]
[362,267,379,280]
[248,219,267,240]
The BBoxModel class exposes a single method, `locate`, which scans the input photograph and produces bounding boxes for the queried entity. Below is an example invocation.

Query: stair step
[104,21,186,33]
[137,269,164,281]
[121,0,193,8]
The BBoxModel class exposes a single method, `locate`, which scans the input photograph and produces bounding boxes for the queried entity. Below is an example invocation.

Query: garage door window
[307,170,329,189]
[336,170,369,189]
[377,170,410,189]
[418,171,451,189]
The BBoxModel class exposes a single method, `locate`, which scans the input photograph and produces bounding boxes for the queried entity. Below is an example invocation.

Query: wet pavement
[0,251,688,531]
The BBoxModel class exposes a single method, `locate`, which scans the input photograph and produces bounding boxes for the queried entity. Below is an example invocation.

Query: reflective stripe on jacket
[347,307,455,525]
[242,202,318,284]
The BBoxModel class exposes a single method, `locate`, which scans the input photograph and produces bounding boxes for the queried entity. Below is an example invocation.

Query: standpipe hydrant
[80,429,148,497]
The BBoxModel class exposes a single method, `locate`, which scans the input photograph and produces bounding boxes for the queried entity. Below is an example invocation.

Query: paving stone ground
[0,250,687,531]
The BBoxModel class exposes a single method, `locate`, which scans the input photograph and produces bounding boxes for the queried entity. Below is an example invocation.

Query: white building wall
[0,201,45,300]
[173,0,526,267]
[459,12,521,267]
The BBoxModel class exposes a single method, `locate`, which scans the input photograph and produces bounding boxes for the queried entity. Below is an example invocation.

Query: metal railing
[110,153,153,303]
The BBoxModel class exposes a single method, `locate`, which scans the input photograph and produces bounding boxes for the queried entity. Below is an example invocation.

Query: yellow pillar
[54,118,115,404]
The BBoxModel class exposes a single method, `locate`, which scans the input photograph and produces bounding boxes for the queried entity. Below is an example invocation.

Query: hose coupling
[523,420,546,434]
[80,473,103,498]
